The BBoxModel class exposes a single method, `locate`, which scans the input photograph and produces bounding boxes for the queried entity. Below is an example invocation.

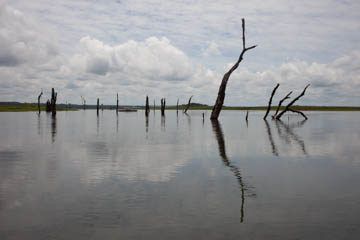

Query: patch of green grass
[0,104,79,112]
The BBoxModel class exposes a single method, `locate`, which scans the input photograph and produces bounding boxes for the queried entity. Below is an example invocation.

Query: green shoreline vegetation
[1,102,360,112]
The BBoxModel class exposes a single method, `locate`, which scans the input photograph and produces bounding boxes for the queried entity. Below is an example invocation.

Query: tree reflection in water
[211,120,255,223]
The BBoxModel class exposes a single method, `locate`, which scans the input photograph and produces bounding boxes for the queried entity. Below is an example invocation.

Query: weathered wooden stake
[37,90,43,114]
[210,18,257,120]
[264,83,279,119]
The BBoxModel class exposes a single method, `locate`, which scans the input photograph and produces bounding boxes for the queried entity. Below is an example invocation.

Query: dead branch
[183,95,193,114]
[273,91,292,118]
[276,84,310,120]
[288,108,308,120]
[210,18,257,120]
[263,83,279,119]
[37,90,43,114]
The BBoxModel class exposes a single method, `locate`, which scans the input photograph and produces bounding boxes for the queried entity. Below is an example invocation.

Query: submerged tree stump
[210,18,257,120]
[160,98,166,116]
[145,96,150,117]
[97,98,99,115]
[116,93,119,114]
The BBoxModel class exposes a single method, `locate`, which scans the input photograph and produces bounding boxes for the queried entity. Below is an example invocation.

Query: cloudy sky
[0,0,359,106]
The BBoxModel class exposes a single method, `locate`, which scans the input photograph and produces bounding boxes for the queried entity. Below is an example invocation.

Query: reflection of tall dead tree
[160,98,166,116]
[210,18,257,120]
[153,99,156,114]
[273,91,292,118]
[264,120,279,156]
[276,84,310,120]
[145,95,150,117]
[211,120,253,223]
[37,90,43,114]
[264,83,279,119]
[183,95,193,114]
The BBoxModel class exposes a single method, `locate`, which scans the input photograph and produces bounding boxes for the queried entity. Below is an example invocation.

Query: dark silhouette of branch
[273,91,292,118]
[264,120,279,156]
[37,90,43,114]
[264,83,279,119]
[210,18,257,120]
[183,95,193,114]
[288,108,308,120]
[276,84,310,120]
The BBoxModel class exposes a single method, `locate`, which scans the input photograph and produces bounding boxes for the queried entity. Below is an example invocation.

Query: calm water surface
[1,110,360,239]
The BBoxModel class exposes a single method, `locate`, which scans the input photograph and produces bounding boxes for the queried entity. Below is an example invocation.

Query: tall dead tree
[210,18,257,120]
[183,95,193,114]
[263,83,279,119]
[145,96,150,117]
[160,98,166,116]
[37,90,43,114]
[50,88,57,116]
[97,98,99,115]
[276,84,310,120]
[273,91,292,118]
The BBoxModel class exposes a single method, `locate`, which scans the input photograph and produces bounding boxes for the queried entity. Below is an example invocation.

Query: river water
[1,110,359,239]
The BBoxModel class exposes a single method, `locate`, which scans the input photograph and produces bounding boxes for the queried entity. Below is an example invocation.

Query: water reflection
[264,120,279,156]
[161,116,165,131]
[51,114,56,143]
[275,120,307,155]
[211,120,252,223]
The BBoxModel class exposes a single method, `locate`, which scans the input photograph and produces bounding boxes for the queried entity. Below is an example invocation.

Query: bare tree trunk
[276,84,310,120]
[273,91,292,118]
[210,18,257,120]
[264,83,279,119]
[116,93,119,114]
[145,96,150,117]
[37,90,43,114]
[246,110,249,122]
[51,88,57,116]
[183,96,193,114]
[161,98,166,116]
[176,98,179,115]
[97,98,99,115]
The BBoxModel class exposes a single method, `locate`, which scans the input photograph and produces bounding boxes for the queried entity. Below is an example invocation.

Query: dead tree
[81,96,86,110]
[273,91,292,118]
[97,98,99,115]
[246,110,249,122]
[263,83,279,119]
[210,18,257,120]
[145,96,150,117]
[183,95,193,114]
[50,88,57,116]
[276,84,310,120]
[116,93,119,114]
[176,98,179,115]
[37,90,43,114]
[160,98,166,116]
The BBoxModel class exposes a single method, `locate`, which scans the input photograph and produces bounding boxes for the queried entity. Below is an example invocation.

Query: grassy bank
[1,103,360,112]
[0,103,78,112]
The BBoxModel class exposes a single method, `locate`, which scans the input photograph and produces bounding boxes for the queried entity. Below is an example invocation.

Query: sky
[0,0,359,106]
